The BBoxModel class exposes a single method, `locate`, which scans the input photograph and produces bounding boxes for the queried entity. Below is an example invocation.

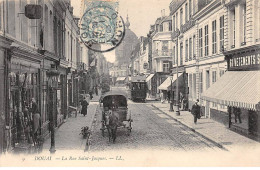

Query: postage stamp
[80,0,125,52]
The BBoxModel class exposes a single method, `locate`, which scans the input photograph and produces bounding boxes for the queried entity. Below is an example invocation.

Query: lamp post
[46,64,60,154]
[173,29,180,116]
[169,74,174,112]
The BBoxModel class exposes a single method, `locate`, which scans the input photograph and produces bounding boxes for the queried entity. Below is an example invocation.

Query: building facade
[0,0,85,154]
[202,0,260,137]
[152,14,173,100]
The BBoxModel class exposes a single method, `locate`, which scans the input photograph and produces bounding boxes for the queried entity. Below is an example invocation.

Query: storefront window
[57,89,61,116]
[189,74,192,99]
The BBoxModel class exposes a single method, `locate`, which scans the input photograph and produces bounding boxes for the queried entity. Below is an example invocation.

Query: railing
[77,62,87,70]
[153,50,172,57]
[180,19,195,34]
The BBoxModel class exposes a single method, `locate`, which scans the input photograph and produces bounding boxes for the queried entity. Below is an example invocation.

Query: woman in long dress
[81,97,89,116]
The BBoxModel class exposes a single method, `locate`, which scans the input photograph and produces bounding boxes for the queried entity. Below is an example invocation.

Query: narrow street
[88,87,223,152]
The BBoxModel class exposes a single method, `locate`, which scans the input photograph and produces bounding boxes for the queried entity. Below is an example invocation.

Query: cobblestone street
[89,99,223,153]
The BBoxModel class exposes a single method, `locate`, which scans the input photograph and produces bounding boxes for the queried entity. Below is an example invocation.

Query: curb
[84,103,99,152]
[151,104,229,151]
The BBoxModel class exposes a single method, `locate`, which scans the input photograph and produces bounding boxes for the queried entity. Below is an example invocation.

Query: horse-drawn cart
[99,91,132,142]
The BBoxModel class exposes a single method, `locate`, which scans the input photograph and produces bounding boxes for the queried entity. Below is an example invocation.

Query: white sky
[71,0,172,63]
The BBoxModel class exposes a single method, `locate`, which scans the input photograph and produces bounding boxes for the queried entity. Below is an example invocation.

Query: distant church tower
[114,15,139,66]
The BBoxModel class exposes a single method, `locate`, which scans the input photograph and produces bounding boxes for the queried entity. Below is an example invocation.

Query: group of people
[159,91,188,111]
[191,99,243,125]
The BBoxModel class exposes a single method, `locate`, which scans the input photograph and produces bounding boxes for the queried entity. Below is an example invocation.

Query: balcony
[153,50,172,59]
[77,62,87,70]
[180,19,195,34]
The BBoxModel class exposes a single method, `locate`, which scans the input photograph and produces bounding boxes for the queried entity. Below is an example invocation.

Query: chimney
[161,9,165,17]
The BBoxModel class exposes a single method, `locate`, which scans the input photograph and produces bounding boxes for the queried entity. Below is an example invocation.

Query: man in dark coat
[191,99,201,124]
[95,85,98,96]
[81,97,89,116]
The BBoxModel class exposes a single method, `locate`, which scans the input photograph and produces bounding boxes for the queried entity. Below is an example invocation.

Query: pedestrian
[234,107,242,123]
[160,92,165,103]
[81,97,89,116]
[183,98,188,111]
[30,98,41,134]
[167,91,170,103]
[95,85,98,96]
[89,91,93,99]
[191,99,201,124]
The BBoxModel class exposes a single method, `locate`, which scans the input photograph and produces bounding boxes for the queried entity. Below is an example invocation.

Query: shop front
[0,36,12,153]
[57,65,68,126]
[158,72,187,108]
[5,46,44,153]
[201,45,260,139]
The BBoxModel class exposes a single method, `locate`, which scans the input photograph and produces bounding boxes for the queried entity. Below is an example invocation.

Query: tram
[127,75,147,102]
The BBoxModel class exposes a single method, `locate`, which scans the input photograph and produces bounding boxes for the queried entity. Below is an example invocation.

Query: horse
[105,110,119,143]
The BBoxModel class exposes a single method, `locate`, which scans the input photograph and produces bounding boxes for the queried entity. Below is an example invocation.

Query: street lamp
[171,29,180,116]
[46,64,60,154]
[169,74,174,112]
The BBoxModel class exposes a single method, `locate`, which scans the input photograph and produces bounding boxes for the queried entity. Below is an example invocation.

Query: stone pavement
[42,91,101,152]
[151,102,260,152]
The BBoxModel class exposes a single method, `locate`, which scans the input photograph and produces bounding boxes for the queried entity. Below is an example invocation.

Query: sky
[71,0,172,63]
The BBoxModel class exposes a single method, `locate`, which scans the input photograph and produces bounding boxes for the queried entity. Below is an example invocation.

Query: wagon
[99,91,133,138]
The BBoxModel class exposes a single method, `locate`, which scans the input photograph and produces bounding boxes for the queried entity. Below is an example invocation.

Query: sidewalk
[42,102,98,152]
[151,102,260,152]
[90,90,101,102]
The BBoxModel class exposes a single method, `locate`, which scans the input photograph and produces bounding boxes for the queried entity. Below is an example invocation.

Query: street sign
[25,5,42,19]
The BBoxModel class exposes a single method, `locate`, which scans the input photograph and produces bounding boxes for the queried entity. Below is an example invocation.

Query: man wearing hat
[191,99,201,124]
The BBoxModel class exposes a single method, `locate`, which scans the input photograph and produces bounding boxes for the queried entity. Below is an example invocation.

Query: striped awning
[158,74,182,90]
[146,74,155,82]
[201,71,260,111]
[116,77,126,81]
[145,74,155,90]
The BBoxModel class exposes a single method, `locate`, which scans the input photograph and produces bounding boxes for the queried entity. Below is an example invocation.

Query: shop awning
[146,74,155,82]
[116,77,126,81]
[201,71,260,111]
[145,74,155,90]
[158,74,182,90]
